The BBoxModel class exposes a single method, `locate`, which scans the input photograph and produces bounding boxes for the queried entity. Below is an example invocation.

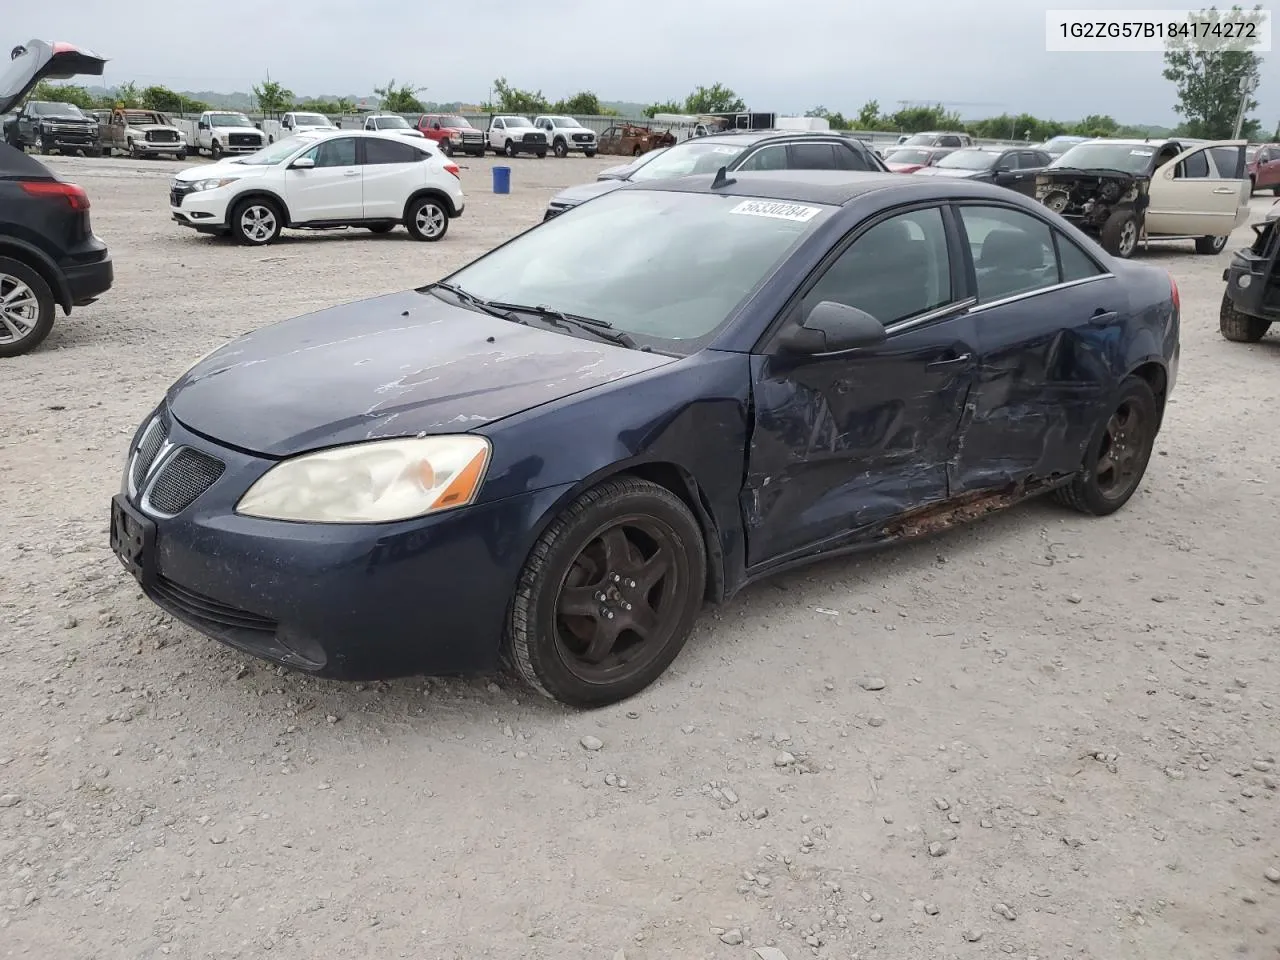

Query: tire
[585,149,597,158]
[506,477,707,707]
[1219,289,1271,342]
[1099,209,1139,258]
[405,196,449,241]
[441,140,454,157]
[503,140,515,158]
[230,197,283,245]
[210,140,223,160]
[468,149,484,158]
[365,224,395,234]
[174,148,187,161]
[536,150,546,159]
[1195,234,1228,255]
[1054,376,1159,517]
[553,139,568,158]
[0,257,57,358]
[1272,185,1280,196]
[632,146,643,157]
[1249,175,1256,194]
[39,136,52,155]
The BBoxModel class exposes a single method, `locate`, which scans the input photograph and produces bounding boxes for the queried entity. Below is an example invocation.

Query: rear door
[1259,147,1280,190]
[360,136,427,219]
[1146,140,1249,236]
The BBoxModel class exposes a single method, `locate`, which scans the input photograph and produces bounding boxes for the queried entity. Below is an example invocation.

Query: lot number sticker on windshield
[1130,149,1154,156]
[729,200,822,222]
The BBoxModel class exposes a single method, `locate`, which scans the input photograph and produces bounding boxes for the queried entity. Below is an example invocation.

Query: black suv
[0,40,113,357]
[3,98,101,156]
[544,130,890,219]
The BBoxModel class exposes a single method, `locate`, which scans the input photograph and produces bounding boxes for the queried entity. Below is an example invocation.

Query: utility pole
[1232,74,1257,140]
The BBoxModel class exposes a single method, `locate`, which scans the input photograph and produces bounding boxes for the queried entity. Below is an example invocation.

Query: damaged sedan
[111,170,1180,707]
[1035,138,1250,258]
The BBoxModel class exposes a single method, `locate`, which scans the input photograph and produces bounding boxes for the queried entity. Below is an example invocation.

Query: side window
[801,207,952,327]
[364,137,422,165]
[736,144,788,171]
[1175,149,1211,178]
[940,135,961,147]
[1209,145,1245,179]
[959,205,1059,304]
[304,137,357,167]
[788,142,838,170]
[833,143,873,171]
[493,119,504,130]
[1054,231,1105,283]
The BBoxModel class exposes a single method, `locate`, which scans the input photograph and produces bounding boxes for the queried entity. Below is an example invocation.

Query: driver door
[284,136,362,222]
[743,203,979,566]
[1146,140,1249,236]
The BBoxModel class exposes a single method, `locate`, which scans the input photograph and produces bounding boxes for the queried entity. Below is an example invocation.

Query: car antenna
[711,165,737,189]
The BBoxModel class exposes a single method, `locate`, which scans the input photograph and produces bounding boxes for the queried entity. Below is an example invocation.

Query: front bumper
[131,140,185,154]
[498,139,548,154]
[110,410,571,680]
[39,128,99,150]
[170,187,233,231]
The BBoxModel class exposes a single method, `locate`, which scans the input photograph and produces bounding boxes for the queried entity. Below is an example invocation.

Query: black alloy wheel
[1056,376,1158,516]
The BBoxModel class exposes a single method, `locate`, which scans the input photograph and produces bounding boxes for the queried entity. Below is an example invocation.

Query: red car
[881,145,955,173]
[414,114,486,158]
[1247,143,1280,194]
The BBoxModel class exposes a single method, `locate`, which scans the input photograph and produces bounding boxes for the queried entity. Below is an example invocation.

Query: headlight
[236,436,491,524]
[190,177,240,192]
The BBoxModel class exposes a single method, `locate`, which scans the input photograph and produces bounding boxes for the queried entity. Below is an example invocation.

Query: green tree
[253,78,295,117]
[887,103,963,133]
[644,99,684,118]
[334,97,356,115]
[684,83,744,114]
[101,81,142,109]
[29,81,96,109]
[806,105,848,130]
[486,77,548,113]
[855,100,882,129]
[551,90,602,115]
[374,79,426,113]
[1163,4,1265,139]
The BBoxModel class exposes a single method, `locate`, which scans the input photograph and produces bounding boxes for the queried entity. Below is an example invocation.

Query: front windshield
[900,133,940,146]
[439,190,827,348]
[1246,146,1259,162]
[210,113,253,127]
[628,141,748,181]
[546,116,582,127]
[439,115,472,128]
[293,113,332,126]
[235,135,319,165]
[123,110,164,125]
[1050,142,1156,173]
[375,115,410,129]
[33,101,84,116]
[885,148,932,164]
[936,150,997,170]
[503,116,534,128]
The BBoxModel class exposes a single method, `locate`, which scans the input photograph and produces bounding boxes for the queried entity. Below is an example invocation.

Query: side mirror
[291,156,315,169]
[777,301,887,355]
[198,122,208,129]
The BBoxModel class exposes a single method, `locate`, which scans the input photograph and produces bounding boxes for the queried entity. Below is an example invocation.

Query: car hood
[552,178,626,206]
[0,40,107,114]
[167,289,675,457]
[913,167,983,178]
[39,112,95,122]
[886,162,923,173]
[173,160,269,183]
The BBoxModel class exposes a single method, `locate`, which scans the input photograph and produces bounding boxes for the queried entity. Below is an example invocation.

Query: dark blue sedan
[111,170,1180,706]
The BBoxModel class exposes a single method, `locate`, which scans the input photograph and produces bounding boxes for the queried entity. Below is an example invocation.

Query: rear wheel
[230,198,283,245]
[405,196,449,241]
[0,257,57,358]
[1195,234,1228,255]
[506,477,707,707]
[1100,209,1139,258]
[1055,376,1158,516]
[1219,290,1271,342]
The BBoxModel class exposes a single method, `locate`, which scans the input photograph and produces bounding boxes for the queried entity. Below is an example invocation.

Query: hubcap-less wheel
[238,205,277,243]
[1094,400,1148,504]
[0,274,39,346]
[1117,219,1137,257]
[554,519,683,680]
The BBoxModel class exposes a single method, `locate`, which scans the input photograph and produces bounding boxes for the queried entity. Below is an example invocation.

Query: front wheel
[536,150,546,159]
[632,146,643,157]
[230,198,283,245]
[174,148,187,160]
[1194,234,1228,255]
[441,140,454,157]
[405,196,449,241]
[506,477,707,707]
[1055,376,1159,516]
[553,140,568,158]
[1219,290,1271,342]
[584,149,597,158]
[210,141,223,160]
[0,257,57,358]
[39,136,52,155]
[1099,209,1139,258]
[503,140,515,158]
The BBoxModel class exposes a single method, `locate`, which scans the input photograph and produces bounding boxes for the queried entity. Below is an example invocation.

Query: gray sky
[9,0,1275,126]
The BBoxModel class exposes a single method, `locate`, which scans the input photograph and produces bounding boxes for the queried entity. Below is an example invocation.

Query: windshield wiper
[486,301,639,349]
[429,282,529,325]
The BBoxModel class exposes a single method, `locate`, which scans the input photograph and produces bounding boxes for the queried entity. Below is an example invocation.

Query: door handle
[1213,186,1234,193]
[926,352,972,369]
[1088,310,1119,326]
[344,170,359,177]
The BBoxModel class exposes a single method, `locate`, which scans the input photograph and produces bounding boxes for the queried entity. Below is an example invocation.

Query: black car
[113,169,1179,707]
[0,40,113,357]
[1220,200,1280,342]
[544,130,889,219]
[912,147,1053,196]
[3,98,101,156]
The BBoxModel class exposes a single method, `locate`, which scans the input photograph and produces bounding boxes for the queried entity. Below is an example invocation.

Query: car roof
[626,169,991,206]
[683,129,875,148]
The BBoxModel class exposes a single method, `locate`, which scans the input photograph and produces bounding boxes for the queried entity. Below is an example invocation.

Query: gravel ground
[1,152,1278,960]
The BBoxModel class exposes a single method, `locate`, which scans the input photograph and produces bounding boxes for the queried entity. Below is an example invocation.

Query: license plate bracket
[110,494,157,586]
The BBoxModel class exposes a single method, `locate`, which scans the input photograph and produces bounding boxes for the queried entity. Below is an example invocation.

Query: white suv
[169,130,465,246]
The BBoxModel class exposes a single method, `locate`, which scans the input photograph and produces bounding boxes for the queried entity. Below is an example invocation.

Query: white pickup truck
[486,115,548,158]
[532,116,598,158]
[173,111,266,159]
[260,111,337,143]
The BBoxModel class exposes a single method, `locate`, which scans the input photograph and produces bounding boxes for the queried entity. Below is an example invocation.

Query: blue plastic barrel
[492,166,511,194]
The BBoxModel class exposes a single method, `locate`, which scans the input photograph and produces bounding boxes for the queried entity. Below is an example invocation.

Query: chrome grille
[147,129,179,143]
[128,413,170,495]
[522,132,547,144]
[146,448,225,515]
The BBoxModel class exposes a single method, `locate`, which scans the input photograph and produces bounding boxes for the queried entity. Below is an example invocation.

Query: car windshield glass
[936,150,997,170]
[122,110,164,124]
[900,133,940,146]
[438,115,471,128]
[234,135,318,165]
[438,190,828,349]
[503,117,533,128]
[546,116,582,127]
[885,148,932,164]
[375,116,410,128]
[209,113,253,127]
[292,113,331,126]
[32,101,84,116]
[1050,142,1155,173]
[628,141,749,181]
[1246,147,1259,161]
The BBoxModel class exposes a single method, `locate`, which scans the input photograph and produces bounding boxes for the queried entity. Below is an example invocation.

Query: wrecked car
[112,171,1178,707]
[1220,197,1280,342]
[1034,138,1250,258]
